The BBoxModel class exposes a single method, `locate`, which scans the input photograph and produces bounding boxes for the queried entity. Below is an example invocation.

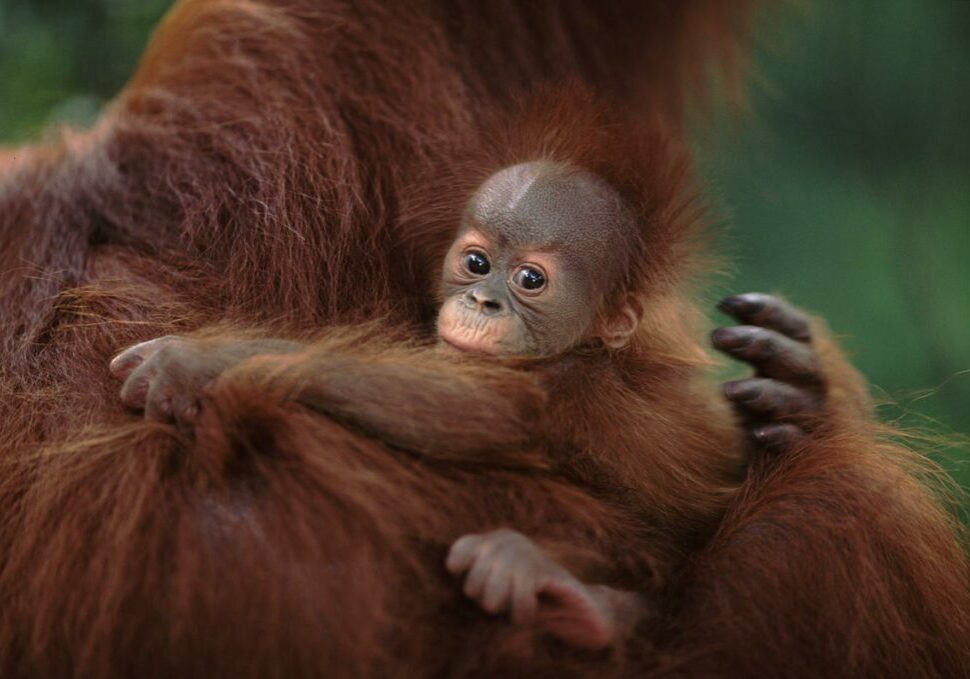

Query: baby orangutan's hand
[110,336,227,434]
[110,335,301,435]
[446,529,645,651]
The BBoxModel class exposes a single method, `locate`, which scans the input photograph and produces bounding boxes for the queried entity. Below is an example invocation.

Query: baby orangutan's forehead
[468,161,637,257]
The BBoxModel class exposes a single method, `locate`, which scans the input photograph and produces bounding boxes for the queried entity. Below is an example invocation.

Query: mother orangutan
[0,1,966,677]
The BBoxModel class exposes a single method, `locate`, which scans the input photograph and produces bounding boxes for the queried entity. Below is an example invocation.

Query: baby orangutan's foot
[446,529,645,651]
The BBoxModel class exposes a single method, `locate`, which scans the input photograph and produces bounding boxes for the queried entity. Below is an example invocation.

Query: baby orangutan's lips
[440,331,500,355]
[437,302,506,355]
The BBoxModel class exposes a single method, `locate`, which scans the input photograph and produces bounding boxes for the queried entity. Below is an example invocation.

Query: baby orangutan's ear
[597,295,643,349]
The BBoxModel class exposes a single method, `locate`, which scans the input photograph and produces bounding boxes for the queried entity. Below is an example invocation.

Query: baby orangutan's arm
[261,346,546,464]
[111,334,546,465]
[446,529,648,651]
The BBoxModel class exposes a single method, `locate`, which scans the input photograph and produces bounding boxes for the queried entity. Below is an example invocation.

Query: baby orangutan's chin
[437,298,514,356]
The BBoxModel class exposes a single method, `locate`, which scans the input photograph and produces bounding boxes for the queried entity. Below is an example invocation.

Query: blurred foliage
[697,0,970,500]
[0,0,169,138]
[0,0,967,498]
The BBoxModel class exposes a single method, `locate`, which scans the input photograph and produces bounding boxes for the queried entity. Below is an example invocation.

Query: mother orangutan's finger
[718,293,812,342]
[712,326,821,384]
[724,378,821,420]
[752,423,806,452]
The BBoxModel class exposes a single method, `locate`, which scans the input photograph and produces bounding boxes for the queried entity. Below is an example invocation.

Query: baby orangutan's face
[436,161,642,357]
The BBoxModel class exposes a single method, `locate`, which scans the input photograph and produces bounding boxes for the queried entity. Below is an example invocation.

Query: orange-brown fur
[0,1,967,677]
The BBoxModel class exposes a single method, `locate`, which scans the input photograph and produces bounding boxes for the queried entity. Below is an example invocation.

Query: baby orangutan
[436,160,651,648]
[111,159,828,652]
[433,160,825,647]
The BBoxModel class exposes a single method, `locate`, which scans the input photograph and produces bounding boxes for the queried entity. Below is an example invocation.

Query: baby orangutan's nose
[466,287,504,316]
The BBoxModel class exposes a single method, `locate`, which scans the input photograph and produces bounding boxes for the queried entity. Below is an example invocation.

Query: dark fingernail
[724,380,761,402]
[717,295,765,316]
[711,327,755,349]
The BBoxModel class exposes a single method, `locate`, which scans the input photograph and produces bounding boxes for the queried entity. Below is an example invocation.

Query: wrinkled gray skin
[436,161,638,357]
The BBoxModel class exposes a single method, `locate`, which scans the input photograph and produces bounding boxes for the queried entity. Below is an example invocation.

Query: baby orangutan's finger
[463,550,495,600]
[712,326,821,385]
[119,360,156,410]
[109,349,145,381]
[724,378,821,420]
[171,392,202,436]
[510,573,538,625]
[481,565,513,615]
[446,534,485,574]
[144,379,175,423]
[109,335,179,380]
[718,293,812,342]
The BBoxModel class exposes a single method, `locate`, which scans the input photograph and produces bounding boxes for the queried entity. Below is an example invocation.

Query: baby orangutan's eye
[512,266,546,292]
[463,250,490,276]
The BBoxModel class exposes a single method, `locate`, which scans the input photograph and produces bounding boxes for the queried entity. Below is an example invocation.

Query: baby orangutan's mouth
[437,301,508,355]
[440,332,498,354]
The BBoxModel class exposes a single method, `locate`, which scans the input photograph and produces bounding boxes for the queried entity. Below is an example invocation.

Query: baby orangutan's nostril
[467,289,503,315]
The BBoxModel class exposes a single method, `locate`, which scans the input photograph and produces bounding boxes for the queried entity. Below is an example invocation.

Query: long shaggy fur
[0,1,967,677]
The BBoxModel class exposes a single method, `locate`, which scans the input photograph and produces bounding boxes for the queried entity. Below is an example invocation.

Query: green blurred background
[1,0,967,500]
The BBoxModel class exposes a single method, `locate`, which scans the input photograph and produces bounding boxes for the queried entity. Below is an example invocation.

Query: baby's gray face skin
[437,161,640,357]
